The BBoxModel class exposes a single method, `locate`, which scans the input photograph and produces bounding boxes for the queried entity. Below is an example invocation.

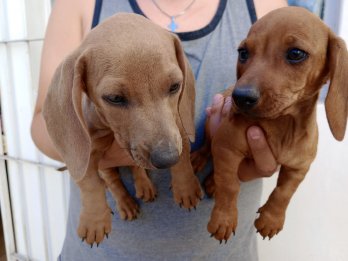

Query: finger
[247,126,278,175]
[210,94,224,113]
[221,96,232,117]
[209,94,224,136]
[206,107,212,117]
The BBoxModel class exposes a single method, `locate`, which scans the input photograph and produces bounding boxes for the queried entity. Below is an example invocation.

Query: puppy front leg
[255,165,308,239]
[171,137,204,209]
[76,170,112,245]
[208,146,242,242]
[131,166,157,202]
[100,168,140,220]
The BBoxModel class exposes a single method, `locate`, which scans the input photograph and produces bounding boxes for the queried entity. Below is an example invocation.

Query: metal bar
[10,252,30,261]
[0,155,66,171]
[0,143,16,261]
[0,38,44,44]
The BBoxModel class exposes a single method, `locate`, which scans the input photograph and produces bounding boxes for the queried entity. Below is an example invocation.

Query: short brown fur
[43,13,203,245]
[195,7,348,241]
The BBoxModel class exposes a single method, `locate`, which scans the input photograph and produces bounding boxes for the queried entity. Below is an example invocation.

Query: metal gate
[0,0,69,260]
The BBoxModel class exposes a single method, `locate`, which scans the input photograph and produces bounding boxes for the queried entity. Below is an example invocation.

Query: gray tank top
[60,1,262,260]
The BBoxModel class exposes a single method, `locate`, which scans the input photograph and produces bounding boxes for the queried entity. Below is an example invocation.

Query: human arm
[254,0,288,18]
[31,0,134,166]
[31,0,86,161]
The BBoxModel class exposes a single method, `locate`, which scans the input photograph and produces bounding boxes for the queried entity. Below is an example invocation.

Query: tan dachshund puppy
[43,13,203,245]
[195,7,348,242]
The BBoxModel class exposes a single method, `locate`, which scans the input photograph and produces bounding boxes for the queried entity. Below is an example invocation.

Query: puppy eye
[169,83,181,95]
[286,48,308,63]
[102,95,128,106]
[238,48,249,63]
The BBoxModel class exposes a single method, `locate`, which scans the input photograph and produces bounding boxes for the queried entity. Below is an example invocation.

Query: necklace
[151,0,197,32]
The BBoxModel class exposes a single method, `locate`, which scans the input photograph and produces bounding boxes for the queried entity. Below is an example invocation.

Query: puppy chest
[263,123,318,168]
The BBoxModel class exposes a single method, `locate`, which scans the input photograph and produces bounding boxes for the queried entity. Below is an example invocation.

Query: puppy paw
[172,176,204,210]
[77,206,112,246]
[208,207,237,243]
[254,205,285,240]
[203,174,215,197]
[191,148,210,173]
[134,173,157,202]
[116,194,140,220]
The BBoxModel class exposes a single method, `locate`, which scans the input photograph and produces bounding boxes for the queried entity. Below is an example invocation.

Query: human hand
[206,94,278,182]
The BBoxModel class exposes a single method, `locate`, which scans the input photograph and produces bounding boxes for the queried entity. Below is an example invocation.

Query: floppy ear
[325,31,348,141]
[173,35,196,142]
[43,50,92,181]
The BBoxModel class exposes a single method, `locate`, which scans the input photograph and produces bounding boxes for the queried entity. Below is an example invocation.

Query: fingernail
[224,96,232,104]
[222,96,232,115]
[248,127,261,140]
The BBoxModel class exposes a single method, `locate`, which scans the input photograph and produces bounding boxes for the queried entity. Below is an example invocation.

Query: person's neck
[136,0,220,33]
[152,0,197,14]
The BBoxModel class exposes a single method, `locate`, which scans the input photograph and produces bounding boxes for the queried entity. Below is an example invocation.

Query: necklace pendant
[168,17,178,32]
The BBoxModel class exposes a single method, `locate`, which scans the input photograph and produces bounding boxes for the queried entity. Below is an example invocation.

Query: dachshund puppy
[195,7,348,242]
[43,13,203,245]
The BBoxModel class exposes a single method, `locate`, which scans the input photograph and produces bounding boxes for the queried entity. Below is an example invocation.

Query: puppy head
[233,7,348,140]
[43,13,195,180]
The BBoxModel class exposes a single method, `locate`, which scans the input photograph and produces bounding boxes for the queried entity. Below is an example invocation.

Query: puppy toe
[225,226,235,240]
[254,206,285,239]
[208,208,237,242]
[267,229,278,240]
[215,226,228,241]
[77,226,87,241]
[130,205,140,219]
[204,174,215,197]
[117,195,139,220]
[85,229,97,245]
[95,226,106,244]
[119,209,128,220]
[259,227,271,240]
[189,195,201,209]
[104,221,112,235]
[172,176,203,209]
[135,189,144,200]
[143,186,157,202]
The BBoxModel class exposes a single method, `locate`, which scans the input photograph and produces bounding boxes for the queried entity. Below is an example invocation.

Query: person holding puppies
[31,0,287,260]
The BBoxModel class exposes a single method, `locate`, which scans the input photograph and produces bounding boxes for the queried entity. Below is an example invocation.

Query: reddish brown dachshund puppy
[43,13,203,245]
[196,7,348,242]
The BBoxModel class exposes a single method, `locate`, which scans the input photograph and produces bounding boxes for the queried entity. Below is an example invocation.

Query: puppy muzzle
[150,145,180,169]
[232,85,260,112]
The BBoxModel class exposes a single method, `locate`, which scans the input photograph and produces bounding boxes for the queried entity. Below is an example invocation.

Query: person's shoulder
[254,0,288,18]
[52,0,95,38]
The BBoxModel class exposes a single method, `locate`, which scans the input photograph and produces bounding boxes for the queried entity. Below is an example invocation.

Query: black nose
[150,146,179,169]
[232,85,260,111]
